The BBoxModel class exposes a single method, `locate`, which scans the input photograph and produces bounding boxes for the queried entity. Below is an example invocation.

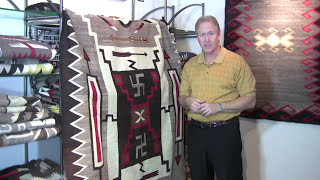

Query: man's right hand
[184,97,205,114]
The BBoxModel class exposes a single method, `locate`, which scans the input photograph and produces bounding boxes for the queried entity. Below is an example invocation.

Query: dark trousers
[186,119,243,180]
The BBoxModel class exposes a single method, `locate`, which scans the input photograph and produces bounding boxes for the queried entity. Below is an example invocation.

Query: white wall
[241,118,320,180]
[1,1,320,180]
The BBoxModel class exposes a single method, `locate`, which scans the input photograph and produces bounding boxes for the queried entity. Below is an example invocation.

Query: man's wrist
[217,102,224,112]
[182,96,191,110]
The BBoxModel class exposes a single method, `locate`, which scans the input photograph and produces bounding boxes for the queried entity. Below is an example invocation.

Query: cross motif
[135,109,145,123]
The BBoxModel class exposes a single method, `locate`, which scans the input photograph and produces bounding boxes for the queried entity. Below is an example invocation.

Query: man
[179,16,256,180]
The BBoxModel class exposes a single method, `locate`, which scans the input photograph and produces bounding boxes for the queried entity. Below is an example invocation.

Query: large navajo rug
[224,0,320,125]
[60,9,185,179]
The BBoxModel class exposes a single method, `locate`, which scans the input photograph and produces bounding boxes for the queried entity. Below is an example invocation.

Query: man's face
[196,21,221,55]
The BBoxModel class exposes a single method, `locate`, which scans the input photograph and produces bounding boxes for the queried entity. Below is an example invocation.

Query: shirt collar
[197,46,227,64]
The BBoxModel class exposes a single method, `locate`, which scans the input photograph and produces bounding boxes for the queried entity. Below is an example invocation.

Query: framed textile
[60,9,185,179]
[224,0,320,125]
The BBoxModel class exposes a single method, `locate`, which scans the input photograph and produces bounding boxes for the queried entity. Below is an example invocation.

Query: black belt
[190,117,238,128]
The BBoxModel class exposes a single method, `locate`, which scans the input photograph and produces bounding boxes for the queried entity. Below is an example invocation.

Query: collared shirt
[179,47,256,122]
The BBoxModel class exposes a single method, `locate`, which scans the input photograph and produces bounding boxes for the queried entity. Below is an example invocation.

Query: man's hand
[180,96,205,114]
[199,102,221,117]
[186,97,205,114]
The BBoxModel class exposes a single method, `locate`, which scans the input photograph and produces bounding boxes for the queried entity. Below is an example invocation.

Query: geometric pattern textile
[0,94,41,107]
[0,109,53,124]
[178,52,197,68]
[0,125,61,147]
[0,63,54,76]
[60,9,185,179]
[0,94,59,147]
[0,94,43,114]
[0,94,54,124]
[0,118,56,135]
[224,0,320,125]
[0,35,56,60]
[0,159,66,180]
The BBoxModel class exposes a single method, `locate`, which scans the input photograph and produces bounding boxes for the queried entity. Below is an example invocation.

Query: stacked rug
[30,76,60,114]
[60,9,185,179]
[0,94,60,146]
[0,35,56,76]
[224,0,320,125]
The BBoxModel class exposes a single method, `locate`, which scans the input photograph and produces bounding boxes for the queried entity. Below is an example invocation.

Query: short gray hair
[195,15,221,35]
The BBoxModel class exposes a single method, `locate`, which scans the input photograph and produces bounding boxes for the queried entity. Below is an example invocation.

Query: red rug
[60,9,185,179]
[224,0,320,125]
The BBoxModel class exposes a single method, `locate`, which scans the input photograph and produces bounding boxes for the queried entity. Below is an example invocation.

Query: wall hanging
[224,0,320,125]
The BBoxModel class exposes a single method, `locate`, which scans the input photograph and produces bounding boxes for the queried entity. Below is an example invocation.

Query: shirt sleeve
[236,57,256,97]
[179,63,192,97]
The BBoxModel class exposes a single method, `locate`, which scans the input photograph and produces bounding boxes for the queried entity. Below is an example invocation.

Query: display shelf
[0,7,59,19]
[0,7,24,18]
[169,27,197,38]
[0,2,63,172]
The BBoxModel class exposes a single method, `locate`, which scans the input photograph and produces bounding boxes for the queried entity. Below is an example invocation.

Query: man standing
[179,16,256,180]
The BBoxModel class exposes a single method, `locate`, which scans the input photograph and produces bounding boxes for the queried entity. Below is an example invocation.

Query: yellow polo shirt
[179,47,256,122]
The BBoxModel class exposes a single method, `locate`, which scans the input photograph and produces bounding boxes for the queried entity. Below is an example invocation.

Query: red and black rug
[224,0,320,125]
[60,9,185,180]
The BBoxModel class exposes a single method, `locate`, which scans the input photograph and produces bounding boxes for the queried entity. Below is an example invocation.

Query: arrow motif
[112,51,147,57]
